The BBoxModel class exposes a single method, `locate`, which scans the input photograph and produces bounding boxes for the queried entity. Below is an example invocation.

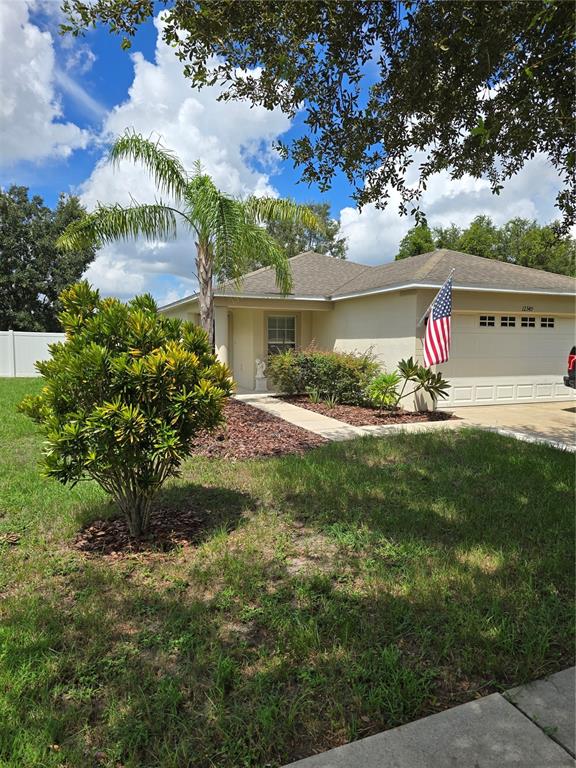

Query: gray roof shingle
[214,249,575,298]
[216,250,373,297]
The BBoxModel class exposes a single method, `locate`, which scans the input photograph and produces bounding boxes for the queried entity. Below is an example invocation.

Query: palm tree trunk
[196,241,214,348]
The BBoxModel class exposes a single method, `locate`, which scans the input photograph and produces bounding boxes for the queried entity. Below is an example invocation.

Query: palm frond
[215,210,293,294]
[246,197,325,233]
[56,203,181,251]
[109,131,189,204]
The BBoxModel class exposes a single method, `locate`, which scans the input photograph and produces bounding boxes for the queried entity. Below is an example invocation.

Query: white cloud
[79,12,292,299]
[65,45,97,75]
[0,1,91,165]
[54,68,106,120]
[340,154,566,264]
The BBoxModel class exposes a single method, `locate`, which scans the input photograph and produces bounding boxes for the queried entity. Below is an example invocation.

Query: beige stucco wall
[159,288,575,407]
[229,306,318,391]
[312,291,418,372]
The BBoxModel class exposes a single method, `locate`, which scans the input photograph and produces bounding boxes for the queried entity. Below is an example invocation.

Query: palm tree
[57,131,321,346]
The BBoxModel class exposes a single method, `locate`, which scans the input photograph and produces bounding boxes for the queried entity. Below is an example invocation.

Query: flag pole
[417,268,455,327]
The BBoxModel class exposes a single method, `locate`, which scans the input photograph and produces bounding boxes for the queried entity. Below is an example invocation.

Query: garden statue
[254,358,268,392]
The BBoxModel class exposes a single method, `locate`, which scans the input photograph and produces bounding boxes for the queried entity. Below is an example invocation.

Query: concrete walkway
[283,667,575,768]
[236,394,463,442]
[237,394,576,451]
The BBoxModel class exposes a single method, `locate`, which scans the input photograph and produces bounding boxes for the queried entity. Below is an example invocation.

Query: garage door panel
[443,314,576,406]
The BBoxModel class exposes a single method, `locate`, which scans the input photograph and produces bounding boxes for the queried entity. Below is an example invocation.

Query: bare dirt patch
[280,395,454,427]
[190,398,326,458]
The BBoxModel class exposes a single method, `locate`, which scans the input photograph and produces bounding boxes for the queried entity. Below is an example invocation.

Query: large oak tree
[61,1,575,226]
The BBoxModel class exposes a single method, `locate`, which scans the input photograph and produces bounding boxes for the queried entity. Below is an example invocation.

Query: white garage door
[439,313,576,407]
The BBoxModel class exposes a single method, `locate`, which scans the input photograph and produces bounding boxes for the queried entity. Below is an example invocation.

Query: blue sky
[0,1,567,305]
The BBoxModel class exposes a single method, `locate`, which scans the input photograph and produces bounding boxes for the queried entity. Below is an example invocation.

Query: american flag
[423,275,452,367]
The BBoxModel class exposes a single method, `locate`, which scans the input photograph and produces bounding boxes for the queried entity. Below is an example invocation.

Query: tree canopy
[61,1,575,227]
[395,216,575,276]
[265,202,347,260]
[0,186,96,331]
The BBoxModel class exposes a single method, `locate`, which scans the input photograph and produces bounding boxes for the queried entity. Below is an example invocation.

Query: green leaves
[108,131,189,204]
[18,282,233,537]
[365,372,401,410]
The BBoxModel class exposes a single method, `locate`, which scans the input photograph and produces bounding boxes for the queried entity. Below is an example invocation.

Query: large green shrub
[19,282,232,537]
[267,348,378,405]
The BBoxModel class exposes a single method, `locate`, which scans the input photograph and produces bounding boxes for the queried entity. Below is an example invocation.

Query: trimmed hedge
[266,348,379,405]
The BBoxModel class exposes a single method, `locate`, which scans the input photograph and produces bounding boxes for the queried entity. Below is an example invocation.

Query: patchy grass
[1,378,574,768]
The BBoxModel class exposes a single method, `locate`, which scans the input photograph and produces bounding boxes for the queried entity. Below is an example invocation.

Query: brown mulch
[280,395,455,426]
[189,398,326,459]
[75,507,207,556]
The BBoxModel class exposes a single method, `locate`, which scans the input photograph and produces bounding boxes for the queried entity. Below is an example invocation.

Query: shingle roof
[216,250,373,297]
[331,249,576,296]
[161,249,575,310]
[215,249,575,298]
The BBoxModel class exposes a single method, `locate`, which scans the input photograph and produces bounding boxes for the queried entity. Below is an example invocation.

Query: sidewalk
[237,394,575,451]
[283,667,575,768]
[236,394,463,442]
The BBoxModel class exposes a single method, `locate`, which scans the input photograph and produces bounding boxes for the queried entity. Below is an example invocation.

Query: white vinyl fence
[0,330,65,377]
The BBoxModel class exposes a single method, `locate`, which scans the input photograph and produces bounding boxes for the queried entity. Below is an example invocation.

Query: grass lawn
[1,378,574,768]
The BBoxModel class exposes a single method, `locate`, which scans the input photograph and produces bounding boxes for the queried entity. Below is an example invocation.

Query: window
[267,316,296,355]
[540,317,555,328]
[479,315,495,327]
[521,316,536,328]
[500,316,516,327]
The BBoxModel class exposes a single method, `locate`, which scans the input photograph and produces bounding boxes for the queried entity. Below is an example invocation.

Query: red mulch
[280,395,455,426]
[189,398,326,459]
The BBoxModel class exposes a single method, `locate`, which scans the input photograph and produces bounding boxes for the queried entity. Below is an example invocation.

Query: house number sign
[521,305,534,311]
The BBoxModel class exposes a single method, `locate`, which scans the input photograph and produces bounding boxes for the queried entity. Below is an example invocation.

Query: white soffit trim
[159,283,576,311]
[159,292,330,311]
[331,283,576,301]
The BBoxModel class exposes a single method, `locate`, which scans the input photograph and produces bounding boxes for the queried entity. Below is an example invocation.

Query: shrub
[364,357,450,411]
[19,282,232,537]
[365,372,401,410]
[264,349,301,394]
[267,348,378,405]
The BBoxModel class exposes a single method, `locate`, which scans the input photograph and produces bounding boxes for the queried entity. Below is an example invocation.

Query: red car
[565,346,576,389]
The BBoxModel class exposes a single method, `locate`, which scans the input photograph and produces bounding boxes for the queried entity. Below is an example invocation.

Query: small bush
[267,348,378,405]
[19,281,232,537]
[365,372,401,410]
[364,357,450,411]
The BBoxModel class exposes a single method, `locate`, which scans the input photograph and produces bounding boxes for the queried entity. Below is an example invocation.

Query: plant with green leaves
[364,372,402,411]
[19,281,232,538]
[364,358,450,411]
[57,131,321,347]
[62,1,575,226]
[396,357,450,408]
[266,348,378,405]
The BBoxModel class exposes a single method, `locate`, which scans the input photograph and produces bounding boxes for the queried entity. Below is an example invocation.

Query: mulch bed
[189,398,326,459]
[280,395,454,427]
[75,507,206,556]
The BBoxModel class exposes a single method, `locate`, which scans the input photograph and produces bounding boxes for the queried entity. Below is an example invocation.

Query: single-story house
[160,249,576,408]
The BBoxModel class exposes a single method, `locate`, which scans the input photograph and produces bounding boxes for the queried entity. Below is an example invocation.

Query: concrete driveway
[451,401,576,447]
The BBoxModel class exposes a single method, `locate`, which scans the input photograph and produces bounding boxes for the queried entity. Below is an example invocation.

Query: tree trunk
[115,490,153,538]
[196,241,214,349]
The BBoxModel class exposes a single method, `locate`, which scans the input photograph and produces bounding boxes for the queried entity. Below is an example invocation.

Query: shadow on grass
[2,542,573,768]
[266,428,575,556]
[74,483,256,555]
[2,428,574,767]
